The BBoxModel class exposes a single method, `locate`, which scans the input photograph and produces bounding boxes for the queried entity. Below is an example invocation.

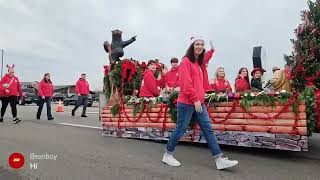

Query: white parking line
[86,112,99,114]
[59,123,102,129]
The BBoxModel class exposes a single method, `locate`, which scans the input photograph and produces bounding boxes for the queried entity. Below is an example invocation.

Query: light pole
[1,49,4,78]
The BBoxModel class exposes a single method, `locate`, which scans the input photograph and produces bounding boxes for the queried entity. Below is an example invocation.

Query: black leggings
[1,96,18,118]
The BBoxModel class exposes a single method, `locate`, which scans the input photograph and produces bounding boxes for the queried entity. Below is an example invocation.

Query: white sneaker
[162,152,181,167]
[215,157,238,170]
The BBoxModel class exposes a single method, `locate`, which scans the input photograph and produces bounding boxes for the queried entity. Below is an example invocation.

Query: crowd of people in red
[0,65,91,124]
[138,48,268,98]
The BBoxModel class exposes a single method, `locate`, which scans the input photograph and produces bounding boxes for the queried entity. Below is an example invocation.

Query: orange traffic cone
[56,100,64,112]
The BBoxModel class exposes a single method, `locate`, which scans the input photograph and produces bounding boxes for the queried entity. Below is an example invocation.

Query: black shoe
[48,117,54,120]
[36,116,40,120]
[13,118,21,124]
[0,117,3,122]
[72,110,75,116]
[81,115,87,118]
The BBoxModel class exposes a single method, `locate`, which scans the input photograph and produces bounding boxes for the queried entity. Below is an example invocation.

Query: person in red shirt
[235,67,251,92]
[139,60,160,97]
[165,58,180,91]
[201,40,215,92]
[210,67,232,92]
[0,65,22,124]
[162,37,238,170]
[37,73,54,120]
[72,73,90,117]
[156,63,168,90]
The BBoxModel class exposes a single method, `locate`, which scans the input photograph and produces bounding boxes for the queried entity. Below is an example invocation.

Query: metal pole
[1,49,4,78]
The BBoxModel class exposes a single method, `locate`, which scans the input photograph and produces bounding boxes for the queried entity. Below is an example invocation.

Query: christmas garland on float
[105,88,315,135]
[102,58,316,136]
[104,59,143,98]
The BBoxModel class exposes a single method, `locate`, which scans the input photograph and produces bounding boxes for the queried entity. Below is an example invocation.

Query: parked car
[52,93,67,102]
[63,95,93,107]
[20,87,38,105]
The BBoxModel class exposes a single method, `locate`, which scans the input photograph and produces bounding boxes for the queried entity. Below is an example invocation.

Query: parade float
[100,1,320,152]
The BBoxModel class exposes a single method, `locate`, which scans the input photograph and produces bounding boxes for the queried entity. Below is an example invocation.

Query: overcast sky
[0,0,308,90]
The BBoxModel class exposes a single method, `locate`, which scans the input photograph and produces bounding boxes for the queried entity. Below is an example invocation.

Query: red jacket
[139,69,160,97]
[76,78,90,95]
[201,49,215,92]
[235,78,250,92]
[177,57,205,105]
[211,79,232,92]
[166,67,179,88]
[38,80,54,97]
[0,74,22,97]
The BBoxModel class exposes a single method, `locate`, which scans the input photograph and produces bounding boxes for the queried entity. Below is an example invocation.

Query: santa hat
[190,36,205,45]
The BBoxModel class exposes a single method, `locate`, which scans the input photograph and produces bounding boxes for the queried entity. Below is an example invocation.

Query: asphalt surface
[0,104,320,180]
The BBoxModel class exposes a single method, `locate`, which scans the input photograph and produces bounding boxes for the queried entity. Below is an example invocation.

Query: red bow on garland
[103,65,109,76]
[121,60,137,84]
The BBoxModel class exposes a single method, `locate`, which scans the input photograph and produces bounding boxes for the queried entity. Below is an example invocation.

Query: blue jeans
[166,102,223,158]
[37,97,53,119]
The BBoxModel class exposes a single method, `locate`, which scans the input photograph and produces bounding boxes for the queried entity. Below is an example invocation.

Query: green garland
[111,103,120,116]
[104,75,111,98]
[300,86,317,136]
[133,103,144,117]
[240,92,291,109]
[168,91,196,129]
[105,60,142,97]
[111,91,303,131]
[125,96,165,117]
[168,91,178,124]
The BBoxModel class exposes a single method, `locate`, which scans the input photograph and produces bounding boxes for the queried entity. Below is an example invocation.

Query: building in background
[54,85,76,97]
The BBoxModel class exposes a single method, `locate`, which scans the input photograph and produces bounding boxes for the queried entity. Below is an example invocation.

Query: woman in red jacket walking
[162,37,238,170]
[210,67,232,92]
[0,65,22,124]
[235,67,251,92]
[139,60,160,97]
[37,73,54,120]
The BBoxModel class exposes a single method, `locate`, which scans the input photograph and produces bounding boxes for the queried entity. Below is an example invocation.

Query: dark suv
[63,95,93,107]
[52,93,67,102]
[20,87,38,105]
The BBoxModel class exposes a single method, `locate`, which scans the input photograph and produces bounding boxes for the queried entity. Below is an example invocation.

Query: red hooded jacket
[178,57,205,105]
[0,74,22,97]
[201,49,215,92]
[210,79,232,92]
[166,67,179,88]
[139,69,160,97]
[38,79,54,97]
[235,78,250,92]
[76,78,90,95]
